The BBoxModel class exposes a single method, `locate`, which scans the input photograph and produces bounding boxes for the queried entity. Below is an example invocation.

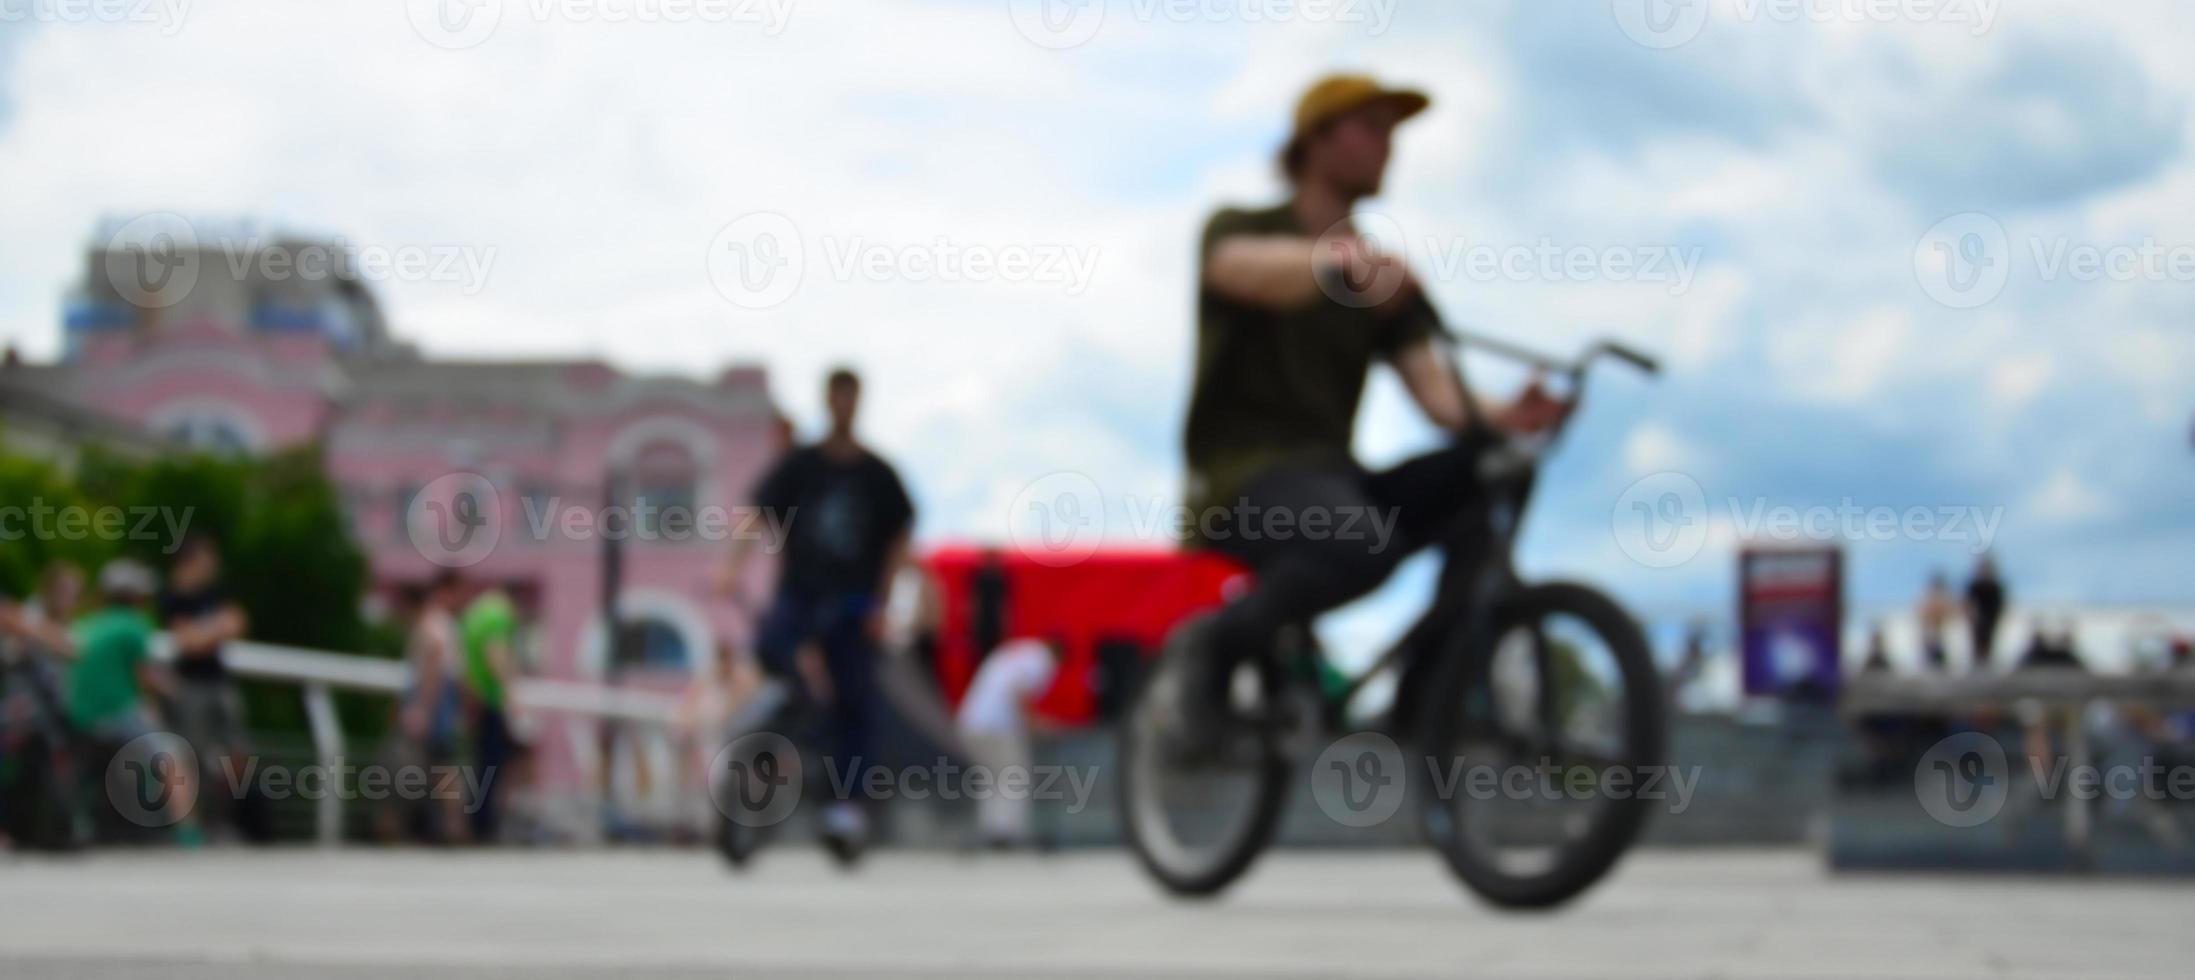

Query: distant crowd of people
[0,536,536,851]
[1855,553,2147,676]
[0,371,1075,859]
[0,535,254,849]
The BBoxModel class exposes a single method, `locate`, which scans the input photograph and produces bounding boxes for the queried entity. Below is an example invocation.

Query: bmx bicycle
[1120,329,1666,909]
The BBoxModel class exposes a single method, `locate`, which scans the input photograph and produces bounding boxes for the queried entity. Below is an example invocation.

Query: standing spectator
[0,564,87,850]
[1859,622,1893,674]
[3,563,85,709]
[1965,554,2007,670]
[71,561,188,830]
[954,638,1059,849]
[391,570,468,844]
[718,367,915,864]
[1916,573,1956,670]
[457,585,523,843]
[157,533,251,837]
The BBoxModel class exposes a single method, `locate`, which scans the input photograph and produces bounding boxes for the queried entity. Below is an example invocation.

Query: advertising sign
[1739,546,1844,699]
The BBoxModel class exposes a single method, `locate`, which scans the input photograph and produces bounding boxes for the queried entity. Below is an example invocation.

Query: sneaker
[820,802,868,867]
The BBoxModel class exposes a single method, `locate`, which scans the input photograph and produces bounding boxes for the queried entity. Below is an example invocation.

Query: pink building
[15,223,785,832]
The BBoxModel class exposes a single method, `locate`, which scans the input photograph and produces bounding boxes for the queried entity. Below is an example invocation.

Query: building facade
[10,223,785,831]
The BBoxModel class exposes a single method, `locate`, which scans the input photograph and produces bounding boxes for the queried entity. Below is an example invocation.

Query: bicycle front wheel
[1417,582,1666,909]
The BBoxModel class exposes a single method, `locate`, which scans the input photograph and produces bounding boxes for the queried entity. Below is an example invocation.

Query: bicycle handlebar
[1439,326,1661,380]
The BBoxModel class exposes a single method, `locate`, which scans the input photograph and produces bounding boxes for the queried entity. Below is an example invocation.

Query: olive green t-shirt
[1181,202,1439,526]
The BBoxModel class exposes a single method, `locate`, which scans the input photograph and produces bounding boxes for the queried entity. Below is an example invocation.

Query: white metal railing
[150,635,680,844]
[1845,669,2195,860]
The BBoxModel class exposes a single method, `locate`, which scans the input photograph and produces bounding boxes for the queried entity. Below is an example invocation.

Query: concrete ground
[0,847,2188,978]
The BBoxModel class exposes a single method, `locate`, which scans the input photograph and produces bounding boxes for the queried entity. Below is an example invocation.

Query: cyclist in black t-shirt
[719,367,915,862]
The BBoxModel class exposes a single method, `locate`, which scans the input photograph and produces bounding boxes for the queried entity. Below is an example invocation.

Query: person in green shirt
[67,560,164,740]
[458,587,521,841]
[1178,74,1571,737]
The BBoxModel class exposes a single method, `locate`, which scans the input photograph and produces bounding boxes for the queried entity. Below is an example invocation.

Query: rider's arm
[718,457,794,600]
[1391,338,1571,437]
[1204,235,1329,311]
[1391,338,1477,433]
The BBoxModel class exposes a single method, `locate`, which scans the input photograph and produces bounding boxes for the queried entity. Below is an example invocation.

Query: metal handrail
[148,635,679,844]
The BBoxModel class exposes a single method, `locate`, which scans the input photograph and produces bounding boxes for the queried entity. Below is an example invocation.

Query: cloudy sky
[1,0,2189,651]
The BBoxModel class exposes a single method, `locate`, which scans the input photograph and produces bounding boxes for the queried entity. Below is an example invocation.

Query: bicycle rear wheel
[1417,582,1665,909]
[1119,615,1290,897]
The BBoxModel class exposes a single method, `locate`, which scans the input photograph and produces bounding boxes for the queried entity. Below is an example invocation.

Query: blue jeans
[756,590,878,800]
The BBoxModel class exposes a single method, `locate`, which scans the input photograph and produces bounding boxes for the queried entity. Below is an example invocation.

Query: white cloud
[2024,467,2110,526]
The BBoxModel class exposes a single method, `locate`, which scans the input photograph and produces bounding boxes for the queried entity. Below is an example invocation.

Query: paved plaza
[1,848,2188,978]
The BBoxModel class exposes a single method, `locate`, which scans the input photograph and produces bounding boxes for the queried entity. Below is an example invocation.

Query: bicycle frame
[1300,331,1660,734]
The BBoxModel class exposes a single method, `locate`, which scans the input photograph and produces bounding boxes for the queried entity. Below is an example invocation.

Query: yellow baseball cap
[1290,73,1430,143]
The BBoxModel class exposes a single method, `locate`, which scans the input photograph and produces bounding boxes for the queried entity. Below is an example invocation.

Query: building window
[633,617,690,671]
[148,400,265,456]
[631,440,699,540]
[393,483,421,539]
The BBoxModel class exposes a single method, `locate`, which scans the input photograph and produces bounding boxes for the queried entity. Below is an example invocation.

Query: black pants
[756,589,879,797]
[1203,438,1485,682]
[470,704,514,841]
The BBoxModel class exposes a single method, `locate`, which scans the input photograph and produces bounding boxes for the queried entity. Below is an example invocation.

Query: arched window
[631,616,692,672]
[631,440,699,540]
[148,400,265,456]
